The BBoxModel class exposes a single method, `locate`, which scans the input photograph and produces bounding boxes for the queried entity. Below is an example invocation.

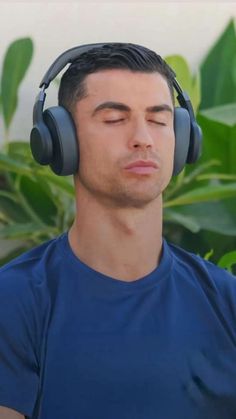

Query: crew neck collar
[59,232,173,292]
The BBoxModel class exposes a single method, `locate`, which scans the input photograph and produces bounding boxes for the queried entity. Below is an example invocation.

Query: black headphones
[30,43,202,176]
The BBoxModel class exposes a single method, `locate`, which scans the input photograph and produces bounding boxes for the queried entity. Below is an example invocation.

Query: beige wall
[0,1,235,143]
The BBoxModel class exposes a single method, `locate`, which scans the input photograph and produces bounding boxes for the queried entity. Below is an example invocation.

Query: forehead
[83,69,173,106]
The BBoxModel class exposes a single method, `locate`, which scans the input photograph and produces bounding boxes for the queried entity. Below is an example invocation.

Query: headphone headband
[40,43,108,88]
[35,42,191,122]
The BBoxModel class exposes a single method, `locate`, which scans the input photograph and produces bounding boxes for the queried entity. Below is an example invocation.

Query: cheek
[77,125,101,162]
[78,136,112,178]
[78,123,123,167]
[157,128,175,155]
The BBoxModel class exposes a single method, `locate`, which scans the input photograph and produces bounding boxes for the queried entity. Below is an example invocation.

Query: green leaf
[18,175,58,226]
[0,192,28,223]
[35,170,74,196]
[165,55,192,92]
[197,174,236,181]
[197,113,236,174]
[204,249,214,261]
[164,209,201,233]
[0,152,33,174]
[164,54,201,112]
[0,152,74,196]
[8,140,32,159]
[1,37,33,129]
[199,103,236,127]
[233,55,236,85]
[0,222,52,239]
[190,71,201,115]
[218,250,236,273]
[164,183,236,208]
[166,200,236,236]
[200,19,236,109]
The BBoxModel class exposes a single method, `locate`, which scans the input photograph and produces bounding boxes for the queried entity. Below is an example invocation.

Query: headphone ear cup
[173,107,191,176]
[42,106,79,175]
[187,121,202,164]
[30,120,53,165]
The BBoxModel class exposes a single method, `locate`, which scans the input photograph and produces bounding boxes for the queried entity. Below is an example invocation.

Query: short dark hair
[58,43,175,114]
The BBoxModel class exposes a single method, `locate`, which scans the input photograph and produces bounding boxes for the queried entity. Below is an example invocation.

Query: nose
[127,119,154,150]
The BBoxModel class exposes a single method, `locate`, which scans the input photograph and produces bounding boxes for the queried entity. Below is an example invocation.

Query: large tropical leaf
[197,110,236,174]
[164,183,236,207]
[200,19,236,109]
[0,192,28,223]
[199,103,236,127]
[1,38,33,129]
[164,200,236,235]
[164,209,201,233]
[18,175,58,226]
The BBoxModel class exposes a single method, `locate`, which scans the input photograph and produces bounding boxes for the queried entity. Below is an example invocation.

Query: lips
[124,160,158,174]
[125,160,158,169]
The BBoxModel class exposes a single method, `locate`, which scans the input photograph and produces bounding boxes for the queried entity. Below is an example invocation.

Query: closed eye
[148,120,166,126]
[104,119,125,124]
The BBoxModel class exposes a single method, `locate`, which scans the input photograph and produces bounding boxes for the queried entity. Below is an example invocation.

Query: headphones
[30,43,202,176]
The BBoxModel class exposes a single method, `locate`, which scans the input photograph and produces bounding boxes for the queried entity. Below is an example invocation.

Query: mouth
[124,160,159,174]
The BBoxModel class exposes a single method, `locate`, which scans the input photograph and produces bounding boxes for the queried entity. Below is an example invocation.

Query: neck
[68,188,163,282]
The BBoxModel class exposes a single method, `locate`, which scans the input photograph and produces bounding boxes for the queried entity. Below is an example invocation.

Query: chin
[110,189,162,209]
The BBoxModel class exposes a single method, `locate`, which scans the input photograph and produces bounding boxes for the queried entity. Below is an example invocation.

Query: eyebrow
[92,101,173,116]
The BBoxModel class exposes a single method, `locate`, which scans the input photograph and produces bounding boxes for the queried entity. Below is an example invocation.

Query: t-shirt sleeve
[0,265,41,417]
[204,260,236,340]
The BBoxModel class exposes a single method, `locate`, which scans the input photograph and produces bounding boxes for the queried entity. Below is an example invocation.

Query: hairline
[66,68,175,116]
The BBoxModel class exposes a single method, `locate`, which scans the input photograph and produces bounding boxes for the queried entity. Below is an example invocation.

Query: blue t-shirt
[0,233,236,419]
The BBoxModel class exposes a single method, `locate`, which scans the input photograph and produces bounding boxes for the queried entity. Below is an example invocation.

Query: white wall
[0,1,235,143]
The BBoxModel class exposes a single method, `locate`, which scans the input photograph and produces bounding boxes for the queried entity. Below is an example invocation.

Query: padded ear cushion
[173,107,191,176]
[43,106,79,175]
[30,120,53,165]
[187,121,202,164]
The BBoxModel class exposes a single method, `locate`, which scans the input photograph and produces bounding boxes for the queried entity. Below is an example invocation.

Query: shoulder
[167,240,236,321]
[0,234,68,317]
[0,234,68,356]
[0,238,67,417]
[0,234,66,286]
[167,240,236,285]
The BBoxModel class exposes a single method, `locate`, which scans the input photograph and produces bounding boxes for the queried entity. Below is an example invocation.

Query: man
[0,43,235,419]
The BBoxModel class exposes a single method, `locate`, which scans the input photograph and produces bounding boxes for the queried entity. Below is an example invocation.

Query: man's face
[73,69,175,208]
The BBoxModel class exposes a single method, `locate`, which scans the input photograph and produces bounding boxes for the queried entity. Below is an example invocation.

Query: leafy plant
[163,19,236,262]
[200,19,236,109]
[0,38,74,263]
[0,142,75,263]
[1,38,33,142]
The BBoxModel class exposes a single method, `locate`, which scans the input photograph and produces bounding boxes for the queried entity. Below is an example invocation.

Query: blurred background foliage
[0,20,236,273]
